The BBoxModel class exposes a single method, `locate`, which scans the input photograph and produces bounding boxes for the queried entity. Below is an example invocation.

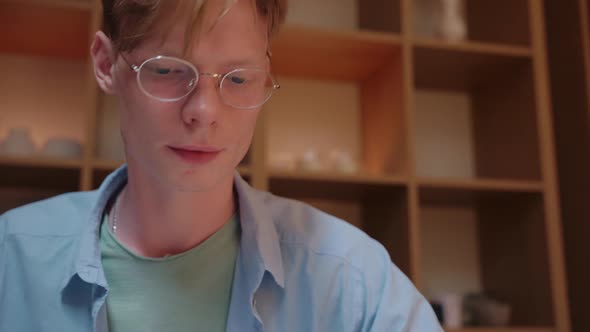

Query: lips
[168,146,222,164]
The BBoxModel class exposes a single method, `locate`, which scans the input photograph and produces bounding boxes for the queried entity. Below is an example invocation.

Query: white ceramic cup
[439,293,463,328]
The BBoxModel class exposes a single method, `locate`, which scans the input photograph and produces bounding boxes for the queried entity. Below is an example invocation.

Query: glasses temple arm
[119,53,139,72]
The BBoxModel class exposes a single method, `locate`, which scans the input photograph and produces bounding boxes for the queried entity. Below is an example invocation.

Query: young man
[0,0,442,331]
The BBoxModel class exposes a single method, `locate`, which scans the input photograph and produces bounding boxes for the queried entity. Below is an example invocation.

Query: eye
[229,75,247,84]
[143,62,191,77]
[153,67,188,75]
[144,64,173,75]
[155,67,172,75]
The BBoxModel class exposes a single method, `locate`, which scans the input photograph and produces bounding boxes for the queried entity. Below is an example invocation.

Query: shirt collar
[62,165,127,292]
[62,165,285,292]
[233,173,285,288]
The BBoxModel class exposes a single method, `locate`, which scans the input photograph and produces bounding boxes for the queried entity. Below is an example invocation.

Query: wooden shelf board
[269,170,408,200]
[271,25,402,81]
[92,159,124,171]
[418,177,544,206]
[0,159,80,190]
[0,2,91,59]
[413,43,531,91]
[413,38,532,57]
[0,156,83,169]
[271,169,408,185]
[418,177,543,192]
[447,328,553,332]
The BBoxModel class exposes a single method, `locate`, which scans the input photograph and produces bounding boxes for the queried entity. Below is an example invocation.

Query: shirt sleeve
[356,240,443,332]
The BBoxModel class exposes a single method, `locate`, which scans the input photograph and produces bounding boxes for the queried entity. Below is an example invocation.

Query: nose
[180,79,222,128]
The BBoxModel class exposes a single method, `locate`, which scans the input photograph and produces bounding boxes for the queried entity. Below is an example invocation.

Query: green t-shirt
[99,211,240,332]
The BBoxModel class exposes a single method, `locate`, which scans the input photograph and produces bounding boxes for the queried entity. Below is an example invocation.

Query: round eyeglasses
[121,55,280,109]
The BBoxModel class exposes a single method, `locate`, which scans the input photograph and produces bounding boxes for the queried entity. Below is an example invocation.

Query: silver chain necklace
[110,190,123,234]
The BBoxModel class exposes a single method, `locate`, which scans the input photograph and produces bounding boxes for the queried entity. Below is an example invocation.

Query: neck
[114,164,237,258]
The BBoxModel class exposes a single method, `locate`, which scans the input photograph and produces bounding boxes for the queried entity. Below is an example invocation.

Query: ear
[91,31,117,95]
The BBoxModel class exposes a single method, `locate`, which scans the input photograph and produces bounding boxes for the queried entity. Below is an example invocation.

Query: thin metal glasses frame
[120,54,281,109]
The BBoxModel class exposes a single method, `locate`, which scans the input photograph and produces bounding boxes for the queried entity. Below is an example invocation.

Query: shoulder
[0,190,99,237]
[252,192,441,330]
[257,190,392,275]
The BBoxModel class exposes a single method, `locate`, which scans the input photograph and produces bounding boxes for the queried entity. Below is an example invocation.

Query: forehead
[139,0,269,62]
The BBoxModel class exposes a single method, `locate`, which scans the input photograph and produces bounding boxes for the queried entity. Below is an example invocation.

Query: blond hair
[102,0,288,54]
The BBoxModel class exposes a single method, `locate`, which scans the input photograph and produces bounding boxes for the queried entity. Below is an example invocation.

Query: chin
[171,173,226,192]
[168,161,236,193]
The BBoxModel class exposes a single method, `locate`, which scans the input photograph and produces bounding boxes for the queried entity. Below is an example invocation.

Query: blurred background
[0,0,588,331]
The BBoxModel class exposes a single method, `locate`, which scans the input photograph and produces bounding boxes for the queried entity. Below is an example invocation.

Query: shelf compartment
[447,328,554,332]
[0,164,80,191]
[359,0,401,33]
[0,2,91,59]
[418,178,544,206]
[412,0,530,46]
[413,46,541,181]
[286,0,400,34]
[269,174,411,276]
[413,45,531,92]
[464,0,531,46]
[0,55,89,151]
[0,186,71,214]
[0,156,83,170]
[271,25,401,81]
[267,52,407,177]
[420,192,553,327]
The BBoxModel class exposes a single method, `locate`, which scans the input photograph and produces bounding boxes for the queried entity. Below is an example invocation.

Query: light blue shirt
[0,166,442,331]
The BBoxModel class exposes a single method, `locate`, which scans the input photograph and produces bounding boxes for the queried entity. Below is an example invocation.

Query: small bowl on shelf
[0,127,36,157]
[40,138,83,159]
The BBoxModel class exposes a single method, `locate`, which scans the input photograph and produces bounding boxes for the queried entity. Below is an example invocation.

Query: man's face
[111,0,268,192]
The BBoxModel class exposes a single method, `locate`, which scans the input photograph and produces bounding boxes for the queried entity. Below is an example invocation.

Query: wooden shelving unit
[417,178,544,206]
[413,44,532,91]
[271,25,402,81]
[0,163,80,192]
[412,38,532,56]
[270,169,408,186]
[0,0,570,331]
[544,0,590,331]
[0,1,91,59]
[91,159,123,171]
[447,328,554,332]
[0,156,83,169]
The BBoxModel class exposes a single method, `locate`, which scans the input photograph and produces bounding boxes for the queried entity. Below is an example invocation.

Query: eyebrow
[147,47,267,68]
[221,57,268,68]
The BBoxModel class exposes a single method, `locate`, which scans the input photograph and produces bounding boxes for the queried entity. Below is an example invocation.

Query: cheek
[115,69,173,139]
[119,96,179,145]
[232,110,260,150]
